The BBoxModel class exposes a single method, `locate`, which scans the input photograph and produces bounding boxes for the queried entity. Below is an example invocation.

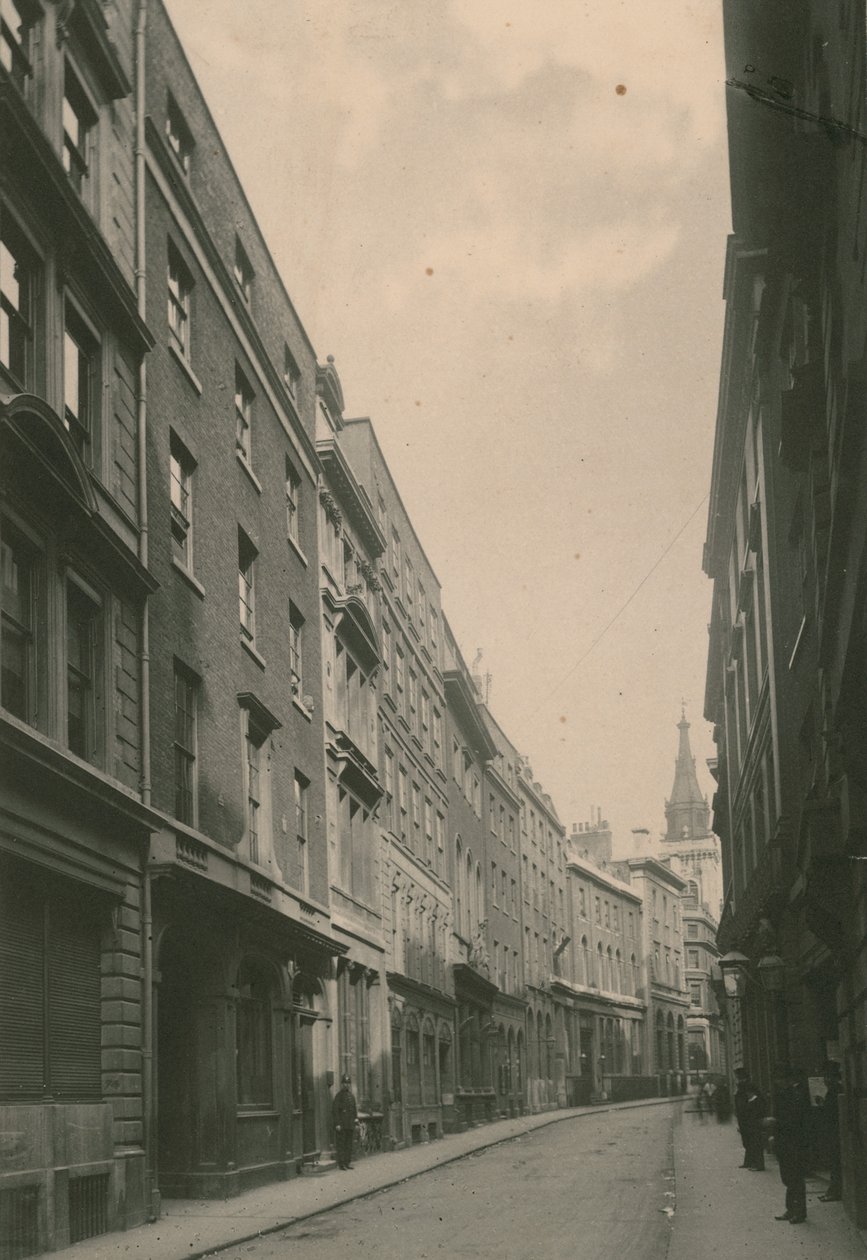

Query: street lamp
[718,948,786,995]
[718,950,750,997]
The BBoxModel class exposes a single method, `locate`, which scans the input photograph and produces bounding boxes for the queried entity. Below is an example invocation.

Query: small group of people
[733,1061,843,1226]
[695,1074,732,1122]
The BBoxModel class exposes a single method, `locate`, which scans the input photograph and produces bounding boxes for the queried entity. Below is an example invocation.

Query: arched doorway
[496,1024,508,1111]
[666,1012,675,1075]
[655,1010,665,1071]
[544,1013,553,1090]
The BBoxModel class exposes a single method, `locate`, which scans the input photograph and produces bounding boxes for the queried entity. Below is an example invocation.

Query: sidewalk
[669,1107,867,1259]
[66,1096,678,1260]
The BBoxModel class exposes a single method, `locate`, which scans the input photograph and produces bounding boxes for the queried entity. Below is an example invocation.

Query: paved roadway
[216,1107,677,1260]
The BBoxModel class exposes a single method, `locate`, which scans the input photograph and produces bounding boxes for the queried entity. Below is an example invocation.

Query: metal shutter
[48,891,102,1098]
[0,870,45,1098]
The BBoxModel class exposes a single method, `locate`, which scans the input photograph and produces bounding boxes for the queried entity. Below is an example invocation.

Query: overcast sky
[165,0,732,846]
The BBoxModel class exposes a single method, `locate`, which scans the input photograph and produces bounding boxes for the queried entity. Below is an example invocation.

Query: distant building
[340,416,454,1149]
[479,706,528,1118]
[565,826,645,1103]
[443,628,500,1127]
[622,857,689,1086]
[316,359,388,1140]
[660,710,723,919]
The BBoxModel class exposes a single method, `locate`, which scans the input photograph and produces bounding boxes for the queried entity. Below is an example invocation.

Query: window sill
[287,533,308,567]
[240,635,266,670]
[172,557,205,598]
[236,452,262,494]
[292,696,313,722]
[168,341,203,395]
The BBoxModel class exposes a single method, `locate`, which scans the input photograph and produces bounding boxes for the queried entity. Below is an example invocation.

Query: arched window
[405,1013,421,1106]
[615,949,622,994]
[475,861,482,926]
[631,953,638,995]
[465,850,474,938]
[606,946,613,992]
[422,1017,437,1104]
[580,936,589,985]
[596,941,603,988]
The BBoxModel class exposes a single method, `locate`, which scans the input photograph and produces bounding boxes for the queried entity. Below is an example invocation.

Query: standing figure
[734,1068,766,1170]
[714,1078,732,1123]
[332,1073,358,1171]
[818,1062,842,1202]
[771,1063,811,1224]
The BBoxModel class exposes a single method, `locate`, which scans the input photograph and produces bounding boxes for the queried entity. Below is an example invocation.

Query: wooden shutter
[48,891,102,1098]
[0,867,45,1096]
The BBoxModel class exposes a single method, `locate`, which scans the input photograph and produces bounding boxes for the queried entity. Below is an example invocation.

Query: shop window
[236,959,273,1107]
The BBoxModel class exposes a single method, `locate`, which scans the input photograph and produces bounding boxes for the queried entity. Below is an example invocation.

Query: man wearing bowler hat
[332,1073,358,1170]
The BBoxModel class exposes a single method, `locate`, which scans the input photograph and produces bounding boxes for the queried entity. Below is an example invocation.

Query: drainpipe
[133,0,156,1220]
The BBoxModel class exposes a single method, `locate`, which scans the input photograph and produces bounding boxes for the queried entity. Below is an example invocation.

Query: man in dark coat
[771,1062,811,1224]
[734,1068,766,1170]
[332,1073,358,1170]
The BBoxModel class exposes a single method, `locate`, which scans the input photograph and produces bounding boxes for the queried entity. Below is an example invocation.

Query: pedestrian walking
[701,1077,717,1114]
[734,1068,766,1170]
[332,1073,358,1171]
[714,1078,732,1123]
[770,1062,811,1224]
[817,1061,842,1202]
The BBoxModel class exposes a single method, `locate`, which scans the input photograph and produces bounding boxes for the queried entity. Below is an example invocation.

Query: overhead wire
[528,492,710,718]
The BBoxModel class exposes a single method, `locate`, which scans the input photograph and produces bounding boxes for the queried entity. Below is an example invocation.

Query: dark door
[297,1014,317,1157]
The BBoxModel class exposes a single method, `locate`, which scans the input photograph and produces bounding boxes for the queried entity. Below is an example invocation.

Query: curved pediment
[0,391,97,516]
[329,592,381,673]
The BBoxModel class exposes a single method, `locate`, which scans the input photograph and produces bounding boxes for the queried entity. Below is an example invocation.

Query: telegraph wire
[529,492,710,718]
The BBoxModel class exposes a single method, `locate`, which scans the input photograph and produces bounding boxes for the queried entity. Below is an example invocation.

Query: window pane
[1,528,32,720]
[66,584,97,759]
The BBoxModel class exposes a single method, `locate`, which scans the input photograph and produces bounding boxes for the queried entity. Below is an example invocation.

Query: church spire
[664,709,709,842]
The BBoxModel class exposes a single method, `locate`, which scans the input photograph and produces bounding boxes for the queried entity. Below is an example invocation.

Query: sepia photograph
[0,0,863,1256]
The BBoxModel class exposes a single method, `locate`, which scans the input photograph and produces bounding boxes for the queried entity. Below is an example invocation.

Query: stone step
[299,1158,338,1176]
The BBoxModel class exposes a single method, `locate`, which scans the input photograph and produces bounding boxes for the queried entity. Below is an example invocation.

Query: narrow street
[217,1108,676,1260]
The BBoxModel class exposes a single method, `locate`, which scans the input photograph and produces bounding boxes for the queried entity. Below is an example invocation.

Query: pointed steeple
[664,708,709,842]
